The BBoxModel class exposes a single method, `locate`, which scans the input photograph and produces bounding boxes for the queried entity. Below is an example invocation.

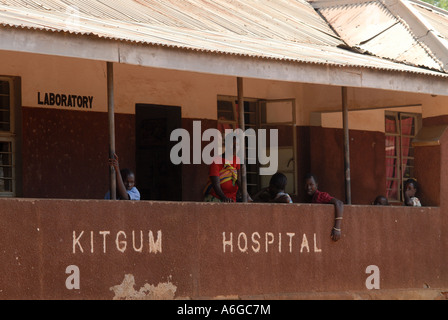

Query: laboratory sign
[38,91,94,109]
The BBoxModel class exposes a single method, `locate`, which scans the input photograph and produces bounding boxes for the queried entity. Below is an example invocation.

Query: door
[135,104,182,201]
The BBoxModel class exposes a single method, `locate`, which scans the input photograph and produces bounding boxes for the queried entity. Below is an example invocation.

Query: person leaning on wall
[303,173,344,242]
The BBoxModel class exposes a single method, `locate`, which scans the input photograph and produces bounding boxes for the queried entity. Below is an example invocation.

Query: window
[0,139,13,194]
[0,80,11,131]
[217,96,297,197]
[217,97,260,196]
[0,78,15,197]
[385,112,421,203]
[259,99,297,196]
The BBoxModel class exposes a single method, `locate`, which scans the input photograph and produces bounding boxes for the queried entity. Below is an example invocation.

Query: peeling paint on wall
[110,274,177,300]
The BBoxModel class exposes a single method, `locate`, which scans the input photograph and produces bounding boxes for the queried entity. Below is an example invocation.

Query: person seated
[252,172,293,203]
[373,195,389,205]
[203,145,241,203]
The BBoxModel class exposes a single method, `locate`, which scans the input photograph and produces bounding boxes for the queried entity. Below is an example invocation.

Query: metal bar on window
[237,77,248,203]
[107,62,116,200]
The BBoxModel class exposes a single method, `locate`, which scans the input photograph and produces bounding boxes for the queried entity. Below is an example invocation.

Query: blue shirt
[104,187,140,200]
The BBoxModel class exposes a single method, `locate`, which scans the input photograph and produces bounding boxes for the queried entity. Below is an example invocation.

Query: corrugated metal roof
[0,0,343,45]
[410,0,448,43]
[316,1,444,72]
[0,0,446,78]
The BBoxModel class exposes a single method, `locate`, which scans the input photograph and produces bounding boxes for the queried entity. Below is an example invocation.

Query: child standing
[105,153,140,200]
[403,178,421,207]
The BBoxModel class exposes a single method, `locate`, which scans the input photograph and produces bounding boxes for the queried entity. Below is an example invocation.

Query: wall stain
[110,274,177,300]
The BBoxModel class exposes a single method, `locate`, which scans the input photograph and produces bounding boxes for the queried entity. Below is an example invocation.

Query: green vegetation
[420,0,448,10]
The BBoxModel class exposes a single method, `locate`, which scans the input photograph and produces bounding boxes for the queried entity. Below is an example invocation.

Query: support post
[107,62,116,200]
[237,77,248,202]
[342,86,351,204]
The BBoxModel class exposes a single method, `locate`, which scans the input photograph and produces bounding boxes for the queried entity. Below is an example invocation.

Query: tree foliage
[420,0,448,10]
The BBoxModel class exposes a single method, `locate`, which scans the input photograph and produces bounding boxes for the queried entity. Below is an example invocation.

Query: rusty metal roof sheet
[0,0,343,45]
[410,0,448,43]
[0,0,446,78]
[315,0,444,72]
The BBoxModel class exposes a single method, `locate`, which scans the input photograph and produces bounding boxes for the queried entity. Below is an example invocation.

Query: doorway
[135,104,182,201]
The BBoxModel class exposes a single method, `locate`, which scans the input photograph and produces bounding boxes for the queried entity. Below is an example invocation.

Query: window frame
[385,111,421,203]
[0,77,16,197]
[217,96,261,196]
[217,95,297,197]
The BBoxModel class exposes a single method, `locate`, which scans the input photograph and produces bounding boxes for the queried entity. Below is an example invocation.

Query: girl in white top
[403,178,421,207]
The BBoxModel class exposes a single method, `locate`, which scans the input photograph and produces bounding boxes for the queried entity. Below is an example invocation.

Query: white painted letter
[278,233,282,253]
[99,231,110,253]
[90,231,94,253]
[223,232,233,253]
[238,232,248,253]
[265,232,274,253]
[73,231,84,254]
[116,231,127,253]
[365,265,380,289]
[287,233,295,253]
[300,234,310,253]
[251,232,260,253]
[314,233,322,253]
[132,230,143,252]
[149,230,162,254]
